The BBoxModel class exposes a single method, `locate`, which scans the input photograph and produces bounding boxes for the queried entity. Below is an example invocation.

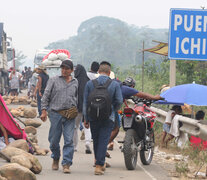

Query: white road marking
[114,139,157,180]
[137,163,157,180]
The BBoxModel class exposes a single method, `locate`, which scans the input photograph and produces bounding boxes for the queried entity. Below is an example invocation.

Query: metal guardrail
[151,106,207,140]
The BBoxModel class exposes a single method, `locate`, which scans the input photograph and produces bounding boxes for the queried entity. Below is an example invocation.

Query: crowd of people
[162,106,207,149]
[4,59,206,176]
[37,59,162,175]
[7,66,33,96]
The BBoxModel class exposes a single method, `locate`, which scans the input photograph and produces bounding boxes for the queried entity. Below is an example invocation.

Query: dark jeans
[37,92,42,116]
[90,120,114,166]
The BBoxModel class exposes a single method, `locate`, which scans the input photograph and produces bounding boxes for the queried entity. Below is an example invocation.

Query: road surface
[1,101,172,180]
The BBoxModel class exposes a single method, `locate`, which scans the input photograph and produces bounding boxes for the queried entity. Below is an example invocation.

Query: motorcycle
[119,97,157,170]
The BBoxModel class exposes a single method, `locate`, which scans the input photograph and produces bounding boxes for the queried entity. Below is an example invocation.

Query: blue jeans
[90,120,114,166]
[37,92,42,116]
[80,121,83,131]
[48,110,75,166]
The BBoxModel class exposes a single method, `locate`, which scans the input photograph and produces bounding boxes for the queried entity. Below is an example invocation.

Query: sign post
[170,60,176,87]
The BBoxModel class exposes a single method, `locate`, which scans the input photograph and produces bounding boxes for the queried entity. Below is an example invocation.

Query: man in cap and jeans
[41,59,78,174]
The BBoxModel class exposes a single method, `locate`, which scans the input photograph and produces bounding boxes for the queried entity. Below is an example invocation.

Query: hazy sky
[0,0,207,63]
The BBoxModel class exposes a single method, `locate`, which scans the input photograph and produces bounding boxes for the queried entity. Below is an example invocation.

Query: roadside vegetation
[115,60,207,178]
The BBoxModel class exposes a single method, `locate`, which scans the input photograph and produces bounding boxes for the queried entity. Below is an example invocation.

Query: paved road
[3,101,172,180]
[35,118,171,180]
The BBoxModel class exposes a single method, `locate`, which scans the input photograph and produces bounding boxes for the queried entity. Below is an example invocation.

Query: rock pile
[9,107,37,118]
[2,96,31,105]
[0,163,37,180]
[0,144,42,180]
[2,96,38,107]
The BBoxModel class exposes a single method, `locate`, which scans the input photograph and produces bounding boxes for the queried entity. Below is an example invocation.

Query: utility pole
[142,41,144,91]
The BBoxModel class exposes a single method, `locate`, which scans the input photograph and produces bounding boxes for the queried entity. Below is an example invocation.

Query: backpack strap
[103,79,112,88]
[92,79,99,88]
[92,78,112,88]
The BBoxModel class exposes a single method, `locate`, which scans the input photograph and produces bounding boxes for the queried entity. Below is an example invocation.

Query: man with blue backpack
[83,61,123,175]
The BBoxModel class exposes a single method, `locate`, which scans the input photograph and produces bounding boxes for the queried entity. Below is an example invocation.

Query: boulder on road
[30,101,37,107]
[10,109,21,117]
[24,126,37,135]
[23,108,37,118]
[1,147,42,174]
[17,106,25,111]
[18,96,28,103]
[5,99,12,105]
[34,145,50,156]
[0,163,36,180]
[8,139,29,152]
[24,119,41,128]
[10,155,32,169]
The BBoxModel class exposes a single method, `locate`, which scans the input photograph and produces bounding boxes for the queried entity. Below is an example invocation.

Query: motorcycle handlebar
[128,97,165,105]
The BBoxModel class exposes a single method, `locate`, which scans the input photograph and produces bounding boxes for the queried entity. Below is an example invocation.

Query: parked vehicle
[119,98,157,170]
[34,49,51,67]
[38,49,71,78]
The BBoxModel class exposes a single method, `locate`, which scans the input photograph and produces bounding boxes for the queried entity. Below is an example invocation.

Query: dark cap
[60,59,73,70]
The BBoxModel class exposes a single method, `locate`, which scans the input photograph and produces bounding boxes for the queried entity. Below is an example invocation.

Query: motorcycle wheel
[123,129,139,170]
[140,129,154,165]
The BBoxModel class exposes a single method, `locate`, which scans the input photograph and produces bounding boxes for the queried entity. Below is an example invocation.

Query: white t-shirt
[10,72,21,89]
[87,72,99,80]
[165,110,175,123]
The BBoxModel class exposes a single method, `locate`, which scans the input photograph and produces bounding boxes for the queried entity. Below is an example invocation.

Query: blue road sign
[169,8,207,61]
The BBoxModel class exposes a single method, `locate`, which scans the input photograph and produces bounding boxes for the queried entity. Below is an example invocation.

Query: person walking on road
[86,61,99,80]
[34,65,49,117]
[83,61,123,175]
[41,59,78,174]
[73,64,91,153]
[79,61,100,152]
[9,68,22,96]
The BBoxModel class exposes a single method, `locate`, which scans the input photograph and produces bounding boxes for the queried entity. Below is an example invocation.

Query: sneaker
[80,131,85,140]
[85,144,92,154]
[85,149,92,154]
[63,164,71,174]
[52,159,59,170]
[94,165,104,175]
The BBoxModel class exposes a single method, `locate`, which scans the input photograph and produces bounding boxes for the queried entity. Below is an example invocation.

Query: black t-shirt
[39,72,49,94]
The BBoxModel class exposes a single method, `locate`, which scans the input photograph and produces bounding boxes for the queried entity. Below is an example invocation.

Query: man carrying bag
[83,61,123,175]
[41,59,78,174]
